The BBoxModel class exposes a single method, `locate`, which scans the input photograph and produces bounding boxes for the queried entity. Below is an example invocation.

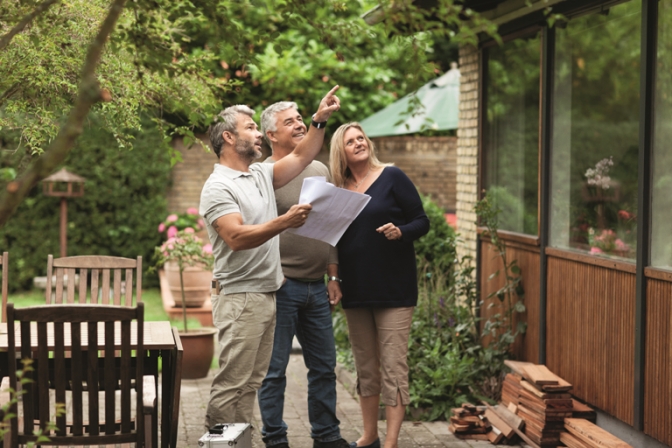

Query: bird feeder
[42,168,86,257]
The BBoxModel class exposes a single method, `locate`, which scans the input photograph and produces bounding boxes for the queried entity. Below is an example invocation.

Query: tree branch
[0,0,61,52]
[0,0,127,227]
[0,82,21,108]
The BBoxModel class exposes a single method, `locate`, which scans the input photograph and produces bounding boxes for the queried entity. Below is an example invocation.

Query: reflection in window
[651,1,672,267]
[484,33,540,235]
[550,1,641,259]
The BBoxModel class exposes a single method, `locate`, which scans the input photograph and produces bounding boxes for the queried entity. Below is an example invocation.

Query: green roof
[360,66,460,138]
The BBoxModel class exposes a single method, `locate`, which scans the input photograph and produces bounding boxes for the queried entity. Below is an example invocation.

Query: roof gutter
[361,0,566,28]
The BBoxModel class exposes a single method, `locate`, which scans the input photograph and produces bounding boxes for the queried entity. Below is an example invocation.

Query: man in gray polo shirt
[199,86,340,428]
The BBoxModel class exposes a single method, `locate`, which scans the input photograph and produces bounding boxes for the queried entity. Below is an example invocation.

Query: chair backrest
[0,252,7,323]
[45,255,142,305]
[6,302,146,447]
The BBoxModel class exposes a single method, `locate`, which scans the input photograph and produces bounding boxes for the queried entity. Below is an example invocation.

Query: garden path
[171,348,528,448]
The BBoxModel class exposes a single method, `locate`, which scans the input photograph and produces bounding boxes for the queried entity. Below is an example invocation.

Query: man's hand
[377,223,402,240]
[327,281,342,307]
[212,204,311,251]
[312,85,341,123]
[282,204,312,228]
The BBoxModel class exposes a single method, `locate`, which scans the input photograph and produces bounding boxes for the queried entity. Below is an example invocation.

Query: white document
[285,176,370,246]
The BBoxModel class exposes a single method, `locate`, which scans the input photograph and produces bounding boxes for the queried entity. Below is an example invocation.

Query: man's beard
[235,138,262,163]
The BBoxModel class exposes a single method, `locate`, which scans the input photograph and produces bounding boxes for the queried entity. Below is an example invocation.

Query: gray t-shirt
[199,163,283,294]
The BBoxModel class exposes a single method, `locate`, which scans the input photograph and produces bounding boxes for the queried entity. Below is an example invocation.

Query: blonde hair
[329,122,392,188]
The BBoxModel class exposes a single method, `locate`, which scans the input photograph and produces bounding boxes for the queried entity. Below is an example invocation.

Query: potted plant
[157,209,212,308]
[153,230,217,379]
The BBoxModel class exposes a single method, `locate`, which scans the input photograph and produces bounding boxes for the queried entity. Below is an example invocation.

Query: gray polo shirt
[199,163,283,294]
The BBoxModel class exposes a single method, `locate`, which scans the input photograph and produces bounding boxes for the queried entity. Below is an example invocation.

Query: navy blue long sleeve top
[337,166,430,309]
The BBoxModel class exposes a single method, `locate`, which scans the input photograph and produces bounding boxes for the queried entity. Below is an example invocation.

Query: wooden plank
[486,426,504,444]
[450,415,481,425]
[565,418,633,448]
[484,408,515,438]
[78,268,88,303]
[492,403,524,429]
[520,379,571,399]
[66,268,76,303]
[561,431,592,448]
[523,364,559,385]
[53,255,139,269]
[505,359,535,377]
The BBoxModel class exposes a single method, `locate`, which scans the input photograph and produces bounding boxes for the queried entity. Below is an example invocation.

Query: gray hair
[260,101,299,147]
[209,105,255,158]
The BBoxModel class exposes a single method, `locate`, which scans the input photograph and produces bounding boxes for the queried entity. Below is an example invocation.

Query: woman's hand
[376,223,402,240]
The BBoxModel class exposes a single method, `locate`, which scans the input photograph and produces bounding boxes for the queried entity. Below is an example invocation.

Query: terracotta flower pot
[164,261,212,308]
[179,327,217,380]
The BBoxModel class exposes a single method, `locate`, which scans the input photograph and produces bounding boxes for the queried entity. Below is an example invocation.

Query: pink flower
[198,218,205,229]
[158,223,166,233]
[167,244,174,250]
[166,214,178,223]
[202,244,213,254]
[187,207,199,215]
[167,226,178,238]
[618,210,632,220]
[615,239,629,251]
[184,227,195,234]
[590,247,603,254]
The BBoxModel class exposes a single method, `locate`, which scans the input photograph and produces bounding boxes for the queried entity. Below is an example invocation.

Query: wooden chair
[45,255,142,305]
[168,328,183,448]
[0,252,7,322]
[2,303,155,447]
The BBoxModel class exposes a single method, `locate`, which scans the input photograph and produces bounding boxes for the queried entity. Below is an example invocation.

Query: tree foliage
[0,0,497,228]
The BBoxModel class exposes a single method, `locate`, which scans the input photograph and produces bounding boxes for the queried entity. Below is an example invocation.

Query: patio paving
[171,352,527,448]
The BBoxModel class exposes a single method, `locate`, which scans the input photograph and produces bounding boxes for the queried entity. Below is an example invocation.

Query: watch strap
[311,114,327,129]
[328,276,341,283]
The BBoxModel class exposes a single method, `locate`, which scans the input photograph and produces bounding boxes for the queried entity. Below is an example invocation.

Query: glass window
[550,1,641,259]
[651,1,672,268]
[484,32,541,235]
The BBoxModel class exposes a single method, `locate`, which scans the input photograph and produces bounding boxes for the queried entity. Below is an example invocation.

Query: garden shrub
[0,115,172,291]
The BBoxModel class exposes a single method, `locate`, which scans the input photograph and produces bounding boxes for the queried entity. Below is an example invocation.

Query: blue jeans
[258,278,341,446]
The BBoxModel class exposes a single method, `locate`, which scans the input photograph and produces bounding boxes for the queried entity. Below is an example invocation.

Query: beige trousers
[205,291,276,428]
[344,306,414,406]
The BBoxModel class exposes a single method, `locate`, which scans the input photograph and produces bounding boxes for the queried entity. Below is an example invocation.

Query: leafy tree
[0,0,498,228]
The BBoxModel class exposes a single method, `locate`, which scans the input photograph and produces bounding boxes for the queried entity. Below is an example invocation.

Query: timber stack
[448,361,632,447]
[448,403,517,443]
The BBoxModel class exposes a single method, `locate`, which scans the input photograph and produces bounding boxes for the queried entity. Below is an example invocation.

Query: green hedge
[1,116,172,291]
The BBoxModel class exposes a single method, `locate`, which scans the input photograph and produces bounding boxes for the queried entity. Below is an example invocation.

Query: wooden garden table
[0,320,182,448]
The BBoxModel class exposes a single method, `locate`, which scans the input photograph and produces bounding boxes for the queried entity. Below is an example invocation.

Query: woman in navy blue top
[329,123,429,448]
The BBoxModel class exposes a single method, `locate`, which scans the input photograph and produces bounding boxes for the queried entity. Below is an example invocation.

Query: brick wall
[372,136,457,212]
[167,136,323,213]
[168,135,456,214]
[456,44,480,261]
[166,136,216,214]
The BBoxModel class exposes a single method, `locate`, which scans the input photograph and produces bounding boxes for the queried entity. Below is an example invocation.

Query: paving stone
[171,352,525,448]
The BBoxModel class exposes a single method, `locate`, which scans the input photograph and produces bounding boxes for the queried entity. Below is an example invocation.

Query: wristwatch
[311,114,327,129]
[328,276,342,283]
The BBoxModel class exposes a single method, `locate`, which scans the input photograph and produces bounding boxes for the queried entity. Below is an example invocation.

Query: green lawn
[6,288,202,329]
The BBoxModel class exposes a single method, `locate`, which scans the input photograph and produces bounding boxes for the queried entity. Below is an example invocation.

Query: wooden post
[60,197,67,258]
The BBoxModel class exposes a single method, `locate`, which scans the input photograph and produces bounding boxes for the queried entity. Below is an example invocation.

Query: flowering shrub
[157,208,205,240]
[152,230,214,332]
[588,228,630,255]
[585,156,614,189]
[153,231,214,271]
